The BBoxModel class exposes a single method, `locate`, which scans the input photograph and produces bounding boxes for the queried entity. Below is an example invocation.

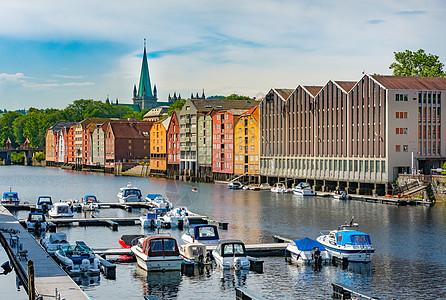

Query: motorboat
[286,238,330,265]
[2,189,20,205]
[292,182,316,196]
[271,182,288,193]
[191,187,198,193]
[316,218,375,262]
[145,194,173,210]
[228,181,243,190]
[48,202,74,218]
[131,236,183,271]
[81,195,99,211]
[36,196,53,213]
[248,184,261,191]
[41,232,70,256]
[160,207,190,229]
[181,224,220,246]
[117,183,142,203]
[54,241,100,275]
[139,208,167,229]
[179,242,210,265]
[332,189,351,200]
[212,240,250,270]
[26,212,48,233]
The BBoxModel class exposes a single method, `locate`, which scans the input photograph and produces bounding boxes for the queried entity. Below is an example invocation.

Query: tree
[168,99,186,116]
[0,111,22,147]
[224,94,252,100]
[389,49,445,77]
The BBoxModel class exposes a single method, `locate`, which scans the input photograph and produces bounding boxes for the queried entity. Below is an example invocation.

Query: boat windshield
[3,193,18,199]
[57,205,70,214]
[38,197,52,204]
[85,196,97,202]
[187,245,204,257]
[350,234,371,245]
[222,243,245,257]
[28,214,45,222]
[198,226,217,238]
[124,189,141,197]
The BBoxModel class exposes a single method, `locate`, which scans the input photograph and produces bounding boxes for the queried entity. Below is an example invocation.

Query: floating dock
[0,204,90,300]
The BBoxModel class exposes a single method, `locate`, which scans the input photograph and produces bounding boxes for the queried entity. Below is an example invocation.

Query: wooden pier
[0,204,90,300]
[332,282,381,299]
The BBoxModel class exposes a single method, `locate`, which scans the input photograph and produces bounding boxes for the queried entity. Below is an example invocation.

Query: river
[0,165,445,299]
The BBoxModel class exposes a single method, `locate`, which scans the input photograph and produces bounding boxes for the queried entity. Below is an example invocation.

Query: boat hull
[286,244,330,264]
[292,188,315,196]
[131,246,183,271]
[316,236,374,262]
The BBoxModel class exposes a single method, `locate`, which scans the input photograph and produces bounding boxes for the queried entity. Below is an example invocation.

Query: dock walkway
[0,204,90,300]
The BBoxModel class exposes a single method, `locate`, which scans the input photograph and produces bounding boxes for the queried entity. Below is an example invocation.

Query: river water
[0,165,445,299]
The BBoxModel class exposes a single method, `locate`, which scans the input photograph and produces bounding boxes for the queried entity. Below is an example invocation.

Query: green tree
[0,111,22,147]
[11,152,24,164]
[389,49,445,77]
[168,99,186,116]
[33,151,46,162]
[12,115,27,146]
[224,94,252,100]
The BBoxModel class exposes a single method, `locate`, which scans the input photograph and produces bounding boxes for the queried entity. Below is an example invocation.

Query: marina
[0,166,445,299]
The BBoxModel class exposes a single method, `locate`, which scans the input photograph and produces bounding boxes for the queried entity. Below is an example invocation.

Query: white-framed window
[255,155,258,161]
[251,145,254,151]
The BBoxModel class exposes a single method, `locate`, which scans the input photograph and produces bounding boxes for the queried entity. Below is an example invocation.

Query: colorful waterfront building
[197,110,215,180]
[234,106,260,179]
[88,122,108,167]
[167,111,180,176]
[74,118,109,167]
[212,109,247,179]
[104,121,152,168]
[67,125,76,163]
[179,99,259,179]
[150,116,171,173]
[45,122,76,165]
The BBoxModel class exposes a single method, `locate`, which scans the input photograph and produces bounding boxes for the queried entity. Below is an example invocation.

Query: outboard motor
[178,219,184,231]
[80,259,91,272]
[234,258,242,270]
[198,253,204,266]
[312,247,322,269]
[150,219,155,230]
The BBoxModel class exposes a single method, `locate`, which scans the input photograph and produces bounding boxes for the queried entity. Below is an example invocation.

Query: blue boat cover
[3,192,18,198]
[335,231,371,246]
[146,194,163,200]
[292,237,326,251]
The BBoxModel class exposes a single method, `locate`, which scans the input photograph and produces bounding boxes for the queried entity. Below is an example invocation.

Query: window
[403,145,408,152]
[251,136,254,142]
[251,127,254,133]
[396,145,401,152]
[396,94,408,102]
[396,128,408,134]
[251,146,254,151]
[225,114,228,120]
[217,115,220,120]
[396,112,408,119]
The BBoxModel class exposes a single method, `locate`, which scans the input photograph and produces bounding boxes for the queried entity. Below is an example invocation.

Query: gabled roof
[241,106,259,123]
[370,75,446,90]
[302,86,323,97]
[273,88,294,101]
[49,121,77,133]
[154,116,171,130]
[190,99,260,113]
[77,118,109,129]
[108,121,152,139]
[333,81,356,93]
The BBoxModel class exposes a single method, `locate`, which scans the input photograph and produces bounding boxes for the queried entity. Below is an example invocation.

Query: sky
[0,0,445,110]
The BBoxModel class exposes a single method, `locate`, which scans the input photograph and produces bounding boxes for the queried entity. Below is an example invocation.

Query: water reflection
[219,268,249,290]
[71,274,101,287]
[134,268,182,299]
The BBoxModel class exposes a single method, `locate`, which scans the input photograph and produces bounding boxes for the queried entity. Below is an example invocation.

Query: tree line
[0,99,149,149]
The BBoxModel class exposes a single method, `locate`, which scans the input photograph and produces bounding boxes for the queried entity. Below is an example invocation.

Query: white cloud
[0,73,26,83]
[23,81,94,88]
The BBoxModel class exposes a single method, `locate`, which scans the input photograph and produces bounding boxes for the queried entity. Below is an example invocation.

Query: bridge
[0,138,44,165]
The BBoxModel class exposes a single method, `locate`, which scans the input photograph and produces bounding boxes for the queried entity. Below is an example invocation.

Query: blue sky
[0,0,445,110]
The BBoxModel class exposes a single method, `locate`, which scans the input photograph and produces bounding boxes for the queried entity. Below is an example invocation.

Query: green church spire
[137,39,153,98]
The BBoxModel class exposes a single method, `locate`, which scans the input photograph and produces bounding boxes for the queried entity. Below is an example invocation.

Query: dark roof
[334,81,356,93]
[274,88,294,101]
[49,121,77,132]
[371,75,446,90]
[191,99,260,113]
[302,86,323,97]
[108,121,152,139]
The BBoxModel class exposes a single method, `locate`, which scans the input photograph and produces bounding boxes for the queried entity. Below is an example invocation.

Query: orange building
[67,125,76,163]
[150,116,171,173]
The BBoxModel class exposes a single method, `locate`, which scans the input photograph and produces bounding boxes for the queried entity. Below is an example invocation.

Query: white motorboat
[181,224,220,246]
[131,236,183,272]
[117,183,143,203]
[48,202,74,218]
[36,196,53,213]
[139,208,167,229]
[54,241,100,275]
[286,237,330,264]
[81,195,99,211]
[26,212,48,233]
[2,189,20,205]
[41,232,70,256]
[332,189,351,200]
[316,218,375,262]
[145,194,173,210]
[271,182,288,193]
[212,240,250,269]
[160,209,189,229]
[292,182,316,196]
[179,242,210,265]
[228,181,243,190]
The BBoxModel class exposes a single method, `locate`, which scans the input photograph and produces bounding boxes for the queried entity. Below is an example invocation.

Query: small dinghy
[286,238,330,265]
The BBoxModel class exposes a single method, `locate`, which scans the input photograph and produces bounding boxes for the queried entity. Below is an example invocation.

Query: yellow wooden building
[234,106,260,177]
[150,116,171,172]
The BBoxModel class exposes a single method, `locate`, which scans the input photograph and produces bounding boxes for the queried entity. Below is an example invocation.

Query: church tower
[133,40,158,110]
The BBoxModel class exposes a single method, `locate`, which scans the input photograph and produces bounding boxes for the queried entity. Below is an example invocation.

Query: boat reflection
[134,267,182,298]
[219,268,249,290]
[71,274,100,287]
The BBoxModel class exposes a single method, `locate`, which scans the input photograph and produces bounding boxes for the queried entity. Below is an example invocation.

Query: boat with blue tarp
[286,237,330,264]
[316,218,375,262]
